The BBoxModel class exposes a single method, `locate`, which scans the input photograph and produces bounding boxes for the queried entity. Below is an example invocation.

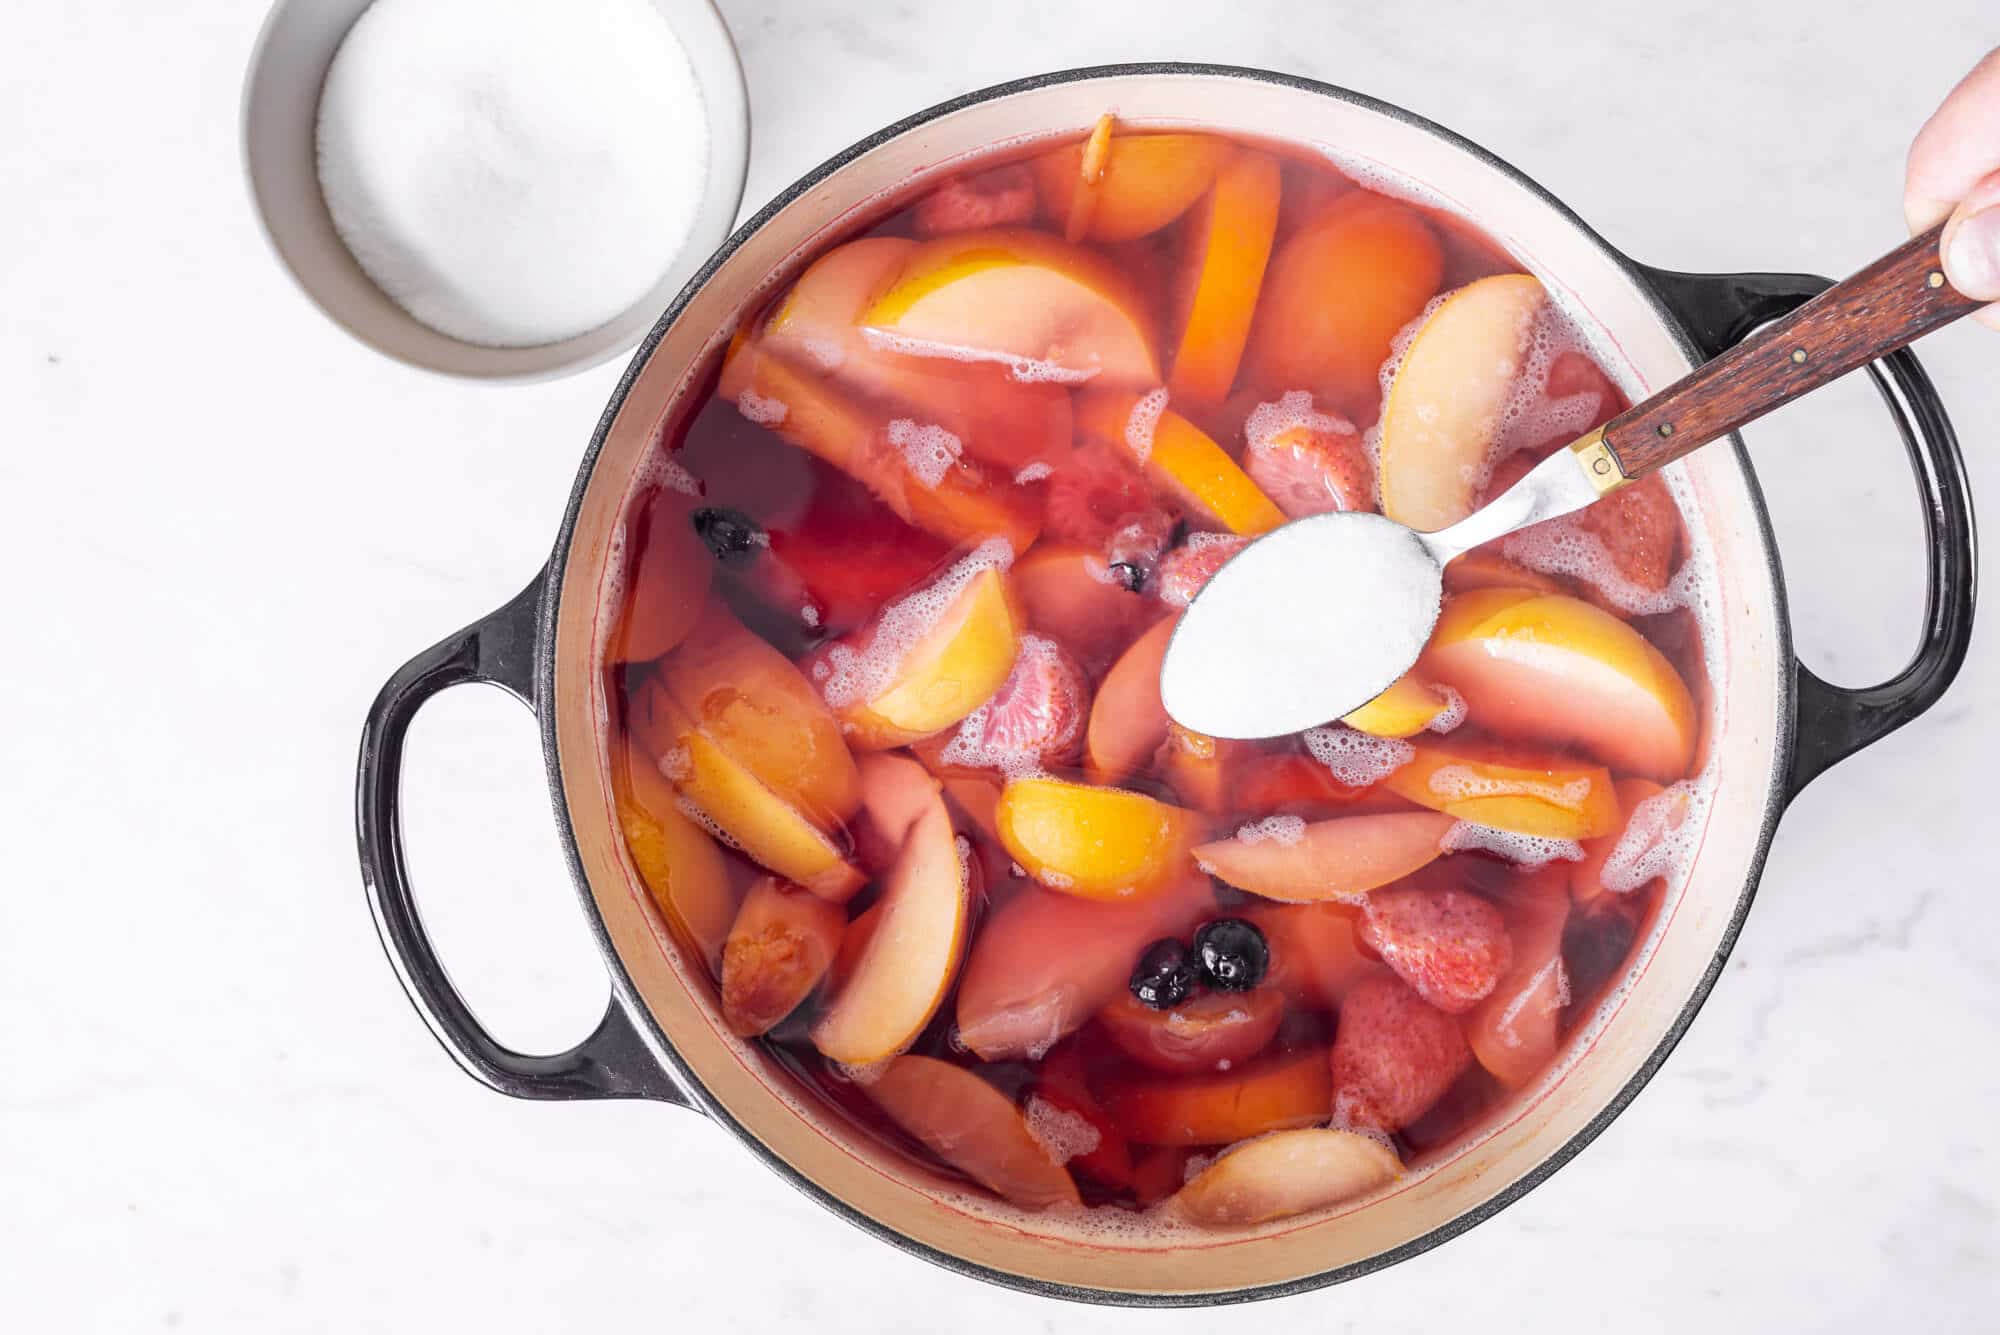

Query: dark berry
[1106,560,1146,592]
[1194,918,1269,992]
[1129,938,1199,1010]
[691,506,764,565]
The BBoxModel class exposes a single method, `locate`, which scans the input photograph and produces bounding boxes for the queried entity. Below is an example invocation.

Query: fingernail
[1946,206,2000,299]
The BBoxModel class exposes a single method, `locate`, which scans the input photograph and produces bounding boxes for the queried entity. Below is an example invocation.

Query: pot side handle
[355,573,690,1105]
[1636,265,1977,801]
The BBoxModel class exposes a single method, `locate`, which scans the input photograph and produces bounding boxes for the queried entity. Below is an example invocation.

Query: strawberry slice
[911,164,1038,237]
[1031,1042,1133,1189]
[1357,885,1513,1014]
[1243,393,1372,519]
[1154,533,1249,609]
[929,634,1088,773]
[1330,974,1472,1132]
[1573,473,1682,593]
[1043,441,1172,560]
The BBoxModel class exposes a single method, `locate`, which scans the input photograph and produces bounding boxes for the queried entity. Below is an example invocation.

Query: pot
[355,65,1976,1304]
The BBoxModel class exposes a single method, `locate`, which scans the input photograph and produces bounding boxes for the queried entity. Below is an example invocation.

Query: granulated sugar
[316,0,707,347]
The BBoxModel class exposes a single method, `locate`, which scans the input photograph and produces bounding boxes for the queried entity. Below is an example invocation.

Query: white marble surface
[4,1,1997,1329]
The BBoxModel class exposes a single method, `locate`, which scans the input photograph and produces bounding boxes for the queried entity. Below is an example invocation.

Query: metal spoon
[1163,222,1980,739]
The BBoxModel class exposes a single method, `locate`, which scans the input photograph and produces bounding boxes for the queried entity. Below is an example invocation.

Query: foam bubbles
[886,418,964,488]
[1428,685,1467,733]
[1440,820,1583,867]
[1303,725,1414,787]
[1234,814,1306,847]
[1503,514,1692,616]
[1123,387,1170,465]
[1428,764,1589,807]
[736,389,788,425]
[1013,461,1052,484]
[858,327,1099,385]
[634,449,704,498]
[1600,781,1700,893]
[1023,1095,1101,1164]
[817,537,1015,710]
[1491,957,1570,1050]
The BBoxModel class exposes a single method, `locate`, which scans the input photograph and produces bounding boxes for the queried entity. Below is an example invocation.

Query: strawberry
[910,164,1037,237]
[1357,885,1513,1014]
[933,634,1088,771]
[1330,974,1472,1132]
[1244,411,1373,519]
[1043,442,1158,547]
[1153,534,1248,609]
[1574,473,1682,593]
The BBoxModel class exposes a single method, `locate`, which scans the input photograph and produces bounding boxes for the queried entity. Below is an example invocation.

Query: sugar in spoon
[1162,222,1982,739]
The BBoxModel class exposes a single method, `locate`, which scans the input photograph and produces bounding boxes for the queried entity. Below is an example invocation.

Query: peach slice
[1377,274,1549,532]
[719,876,846,1037]
[1571,777,1688,904]
[859,227,1160,387]
[1096,986,1283,1075]
[1382,738,1621,841]
[1418,588,1698,781]
[616,741,738,974]
[1465,867,1571,1086]
[996,778,1203,901]
[1100,1048,1332,1146]
[613,484,712,663]
[1032,130,1230,242]
[1173,1127,1401,1227]
[718,336,1043,555]
[1193,811,1455,903]
[852,750,946,868]
[1341,674,1452,739]
[1167,150,1283,408]
[762,235,914,376]
[954,875,1212,1061]
[863,1055,1080,1210]
[1244,193,1444,419]
[821,564,1023,750]
[653,598,861,828]
[1010,542,1164,675]
[665,727,866,902]
[1075,391,1288,536]
[810,798,968,1064]
[1242,901,1386,1011]
[1084,615,1176,785]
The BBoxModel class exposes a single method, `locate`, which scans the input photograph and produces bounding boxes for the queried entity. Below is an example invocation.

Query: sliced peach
[653,598,861,828]
[1194,811,1455,903]
[996,777,1203,901]
[1075,392,1287,536]
[613,485,712,663]
[718,337,1042,555]
[1173,1127,1401,1227]
[1378,273,1548,532]
[664,726,866,901]
[955,875,1212,1060]
[1010,542,1164,674]
[1096,986,1283,1074]
[616,740,738,974]
[1241,902,1382,1009]
[718,876,846,1037]
[1084,615,1176,785]
[1341,674,1451,739]
[860,227,1159,387]
[1465,866,1572,1086]
[1167,150,1283,409]
[852,750,946,868]
[1100,1049,1332,1147]
[1244,194,1444,419]
[1419,588,1698,782]
[1382,737,1621,841]
[1032,130,1230,242]
[1571,777,1688,904]
[823,564,1023,750]
[863,1055,1080,1210]
[810,799,968,1064]
[762,235,915,377]
[1442,550,1567,596]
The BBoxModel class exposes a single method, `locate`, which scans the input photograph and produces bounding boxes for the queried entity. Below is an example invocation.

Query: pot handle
[1637,264,1977,800]
[355,573,690,1105]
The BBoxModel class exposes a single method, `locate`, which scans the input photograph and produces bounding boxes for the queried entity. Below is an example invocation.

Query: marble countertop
[5,1,1996,1329]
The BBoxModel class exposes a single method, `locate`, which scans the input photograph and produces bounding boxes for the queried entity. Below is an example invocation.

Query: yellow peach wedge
[1418,587,1698,782]
[1032,130,1230,243]
[996,777,1203,901]
[1075,390,1287,536]
[1382,739,1621,841]
[666,728,867,902]
[1166,149,1283,409]
[616,741,739,975]
[1172,1127,1402,1227]
[1341,674,1453,739]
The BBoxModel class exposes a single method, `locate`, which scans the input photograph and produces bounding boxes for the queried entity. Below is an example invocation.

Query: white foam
[1244,390,1355,454]
[1502,514,1693,616]
[1234,814,1306,847]
[1491,957,1570,1050]
[857,327,1099,385]
[1181,1152,1214,1183]
[800,603,820,628]
[634,449,704,498]
[1123,387,1170,465]
[1600,781,1700,893]
[736,389,787,425]
[672,793,741,852]
[1440,820,1583,867]
[886,418,963,489]
[1303,725,1414,787]
[1428,764,1589,808]
[1023,1095,1101,1164]
[953,833,974,889]
[1013,461,1053,484]
[798,334,844,371]
[1427,685,1467,733]
[817,537,1015,710]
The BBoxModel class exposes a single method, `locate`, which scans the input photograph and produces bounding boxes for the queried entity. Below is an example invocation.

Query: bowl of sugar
[242,0,749,381]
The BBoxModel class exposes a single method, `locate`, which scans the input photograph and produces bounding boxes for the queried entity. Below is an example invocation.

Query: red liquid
[602,123,1703,1227]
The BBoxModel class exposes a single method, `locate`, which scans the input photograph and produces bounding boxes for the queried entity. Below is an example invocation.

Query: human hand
[1906,47,2000,328]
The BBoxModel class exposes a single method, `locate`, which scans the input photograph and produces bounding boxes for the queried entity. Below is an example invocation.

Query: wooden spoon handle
[1600,223,1982,479]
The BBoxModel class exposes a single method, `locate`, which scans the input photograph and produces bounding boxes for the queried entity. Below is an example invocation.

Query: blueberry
[1106,560,1146,593]
[1193,918,1269,992]
[691,506,763,565]
[1129,938,1199,1010]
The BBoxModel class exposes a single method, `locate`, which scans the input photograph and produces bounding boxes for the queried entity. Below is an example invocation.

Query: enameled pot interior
[547,69,1790,1298]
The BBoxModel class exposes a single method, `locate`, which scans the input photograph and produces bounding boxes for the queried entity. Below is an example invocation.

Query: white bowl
[240,0,750,382]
